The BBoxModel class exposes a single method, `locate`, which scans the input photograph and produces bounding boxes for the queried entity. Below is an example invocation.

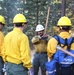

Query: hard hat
[13,14,27,24]
[35,24,44,32]
[57,16,72,26]
[0,15,5,25]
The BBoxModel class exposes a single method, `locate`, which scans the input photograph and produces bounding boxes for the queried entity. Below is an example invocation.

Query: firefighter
[2,14,33,75]
[0,15,5,75]
[47,16,74,75]
[31,24,49,75]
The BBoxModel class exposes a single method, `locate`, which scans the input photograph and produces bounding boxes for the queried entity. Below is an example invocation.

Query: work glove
[31,35,40,44]
[29,67,34,75]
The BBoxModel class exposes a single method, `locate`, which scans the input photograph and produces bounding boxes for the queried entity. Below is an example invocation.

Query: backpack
[45,36,74,75]
[54,35,74,67]
[45,59,57,75]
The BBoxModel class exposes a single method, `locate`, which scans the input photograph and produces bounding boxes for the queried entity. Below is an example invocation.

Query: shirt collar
[59,31,71,38]
[13,28,23,33]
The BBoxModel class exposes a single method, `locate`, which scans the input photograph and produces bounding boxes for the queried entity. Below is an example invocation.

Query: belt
[36,52,47,54]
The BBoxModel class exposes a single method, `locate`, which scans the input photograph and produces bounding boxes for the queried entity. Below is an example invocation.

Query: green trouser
[0,56,4,75]
[6,62,28,75]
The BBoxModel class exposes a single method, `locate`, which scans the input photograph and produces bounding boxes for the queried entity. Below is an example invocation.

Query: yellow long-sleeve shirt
[0,31,4,56]
[31,35,48,52]
[47,32,74,59]
[2,28,32,70]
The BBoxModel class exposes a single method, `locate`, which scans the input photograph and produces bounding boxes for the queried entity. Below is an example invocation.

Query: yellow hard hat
[0,15,5,25]
[13,14,27,24]
[57,16,72,26]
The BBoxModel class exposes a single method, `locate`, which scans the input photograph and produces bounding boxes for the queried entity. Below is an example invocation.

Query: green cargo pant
[6,62,28,75]
[0,56,4,75]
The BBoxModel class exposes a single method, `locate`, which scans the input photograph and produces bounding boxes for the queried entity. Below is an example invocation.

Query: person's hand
[42,34,48,38]
[31,35,40,44]
[29,67,34,75]
[35,35,41,39]
[41,34,48,40]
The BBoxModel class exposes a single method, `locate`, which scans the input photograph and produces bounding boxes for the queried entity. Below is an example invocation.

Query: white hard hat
[35,24,44,32]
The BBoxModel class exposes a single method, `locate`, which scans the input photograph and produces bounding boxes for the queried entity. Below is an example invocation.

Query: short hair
[62,26,71,31]
[15,23,22,27]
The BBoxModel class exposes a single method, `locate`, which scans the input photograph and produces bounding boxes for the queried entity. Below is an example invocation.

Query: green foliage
[0,0,74,48]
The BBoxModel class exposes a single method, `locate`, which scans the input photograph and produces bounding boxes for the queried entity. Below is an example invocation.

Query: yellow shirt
[2,28,32,70]
[47,32,74,58]
[31,35,48,52]
[0,31,4,56]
